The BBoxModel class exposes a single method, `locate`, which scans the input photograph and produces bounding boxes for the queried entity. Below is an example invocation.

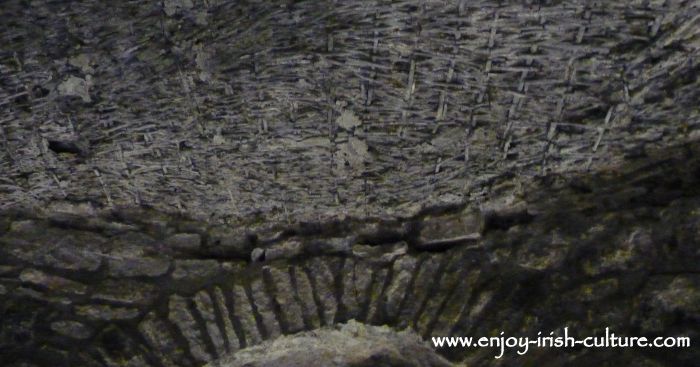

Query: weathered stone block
[264,266,305,333]
[75,305,140,321]
[19,269,87,295]
[232,285,262,347]
[417,211,483,249]
[92,280,155,305]
[166,233,202,252]
[169,295,212,363]
[107,257,170,277]
[172,259,221,281]
[50,320,92,339]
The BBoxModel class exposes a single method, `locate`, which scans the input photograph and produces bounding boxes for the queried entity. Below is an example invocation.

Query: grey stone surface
[398,254,443,329]
[305,257,338,326]
[18,269,87,295]
[366,268,390,323]
[416,254,465,336]
[1,0,697,226]
[74,305,140,321]
[50,320,92,340]
[169,295,213,363]
[430,270,481,337]
[347,260,374,320]
[139,312,187,367]
[291,266,321,329]
[340,258,361,320]
[212,287,241,353]
[194,290,227,357]
[260,240,303,261]
[172,259,221,281]
[107,257,171,277]
[91,279,155,305]
[384,256,419,320]
[232,285,263,347]
[206,320,453,367]
[264,266,305,333]
[12,286,71,304]
[1,1,700,365]
[57,76,92,103]
[250,248,265,263]
[2,145,700,365]
[166,233,202,252]
[0,265,17,276]
[651,277,700,317]
[417,211,483,248]
[5,227,103,272]
[249,278,281,339]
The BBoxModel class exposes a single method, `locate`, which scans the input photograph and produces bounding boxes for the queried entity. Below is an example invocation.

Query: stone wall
[1,142,699,366]
[2,1,699,365]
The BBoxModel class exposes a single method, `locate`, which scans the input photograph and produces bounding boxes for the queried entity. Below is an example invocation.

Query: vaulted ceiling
[1,0,698,223]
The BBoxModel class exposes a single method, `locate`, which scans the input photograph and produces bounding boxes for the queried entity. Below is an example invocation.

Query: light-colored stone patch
[68,54,94,74]
[57,76,92,102]
[336,110,362,131]
[338,137,370,171]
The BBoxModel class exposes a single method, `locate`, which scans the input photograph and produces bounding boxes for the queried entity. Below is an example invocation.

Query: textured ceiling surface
[1,0,699,223]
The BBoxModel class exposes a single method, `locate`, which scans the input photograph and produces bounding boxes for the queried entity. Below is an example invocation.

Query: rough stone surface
[56,76,92,102]
[305,257,338,326]
[194,290,227,357]
[167,233,203,252]
[212,287,241,353]
[264,266,305,333]
[139,312,188,367]
[169,295,213,363]
[292,266,321,330]
[250,278,281,339]
[2,145,700,365]
[232,285,263,347]
[49,320,92,340]
[107,257,171,277]
[74,305,140,321]
[172,259,221,281]
[91,280,155,305]
[383,256,419,320]
[18,269,87,295]
[1,1,700,365]
[417,211,483,249]
[1,0,698,225]
[207,321,453,367]
[397,254,443,329]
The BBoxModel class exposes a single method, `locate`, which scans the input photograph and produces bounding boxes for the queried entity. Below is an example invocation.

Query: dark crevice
[301,264,330,327]
[207,288,232,353]
[186,297,219,361]
[483,209,535,233]
[222,285,248,350]
[261,268,290,335]
[242,281,270,340]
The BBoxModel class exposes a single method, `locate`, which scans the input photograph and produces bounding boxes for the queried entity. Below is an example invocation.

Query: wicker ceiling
[1,0,698,222]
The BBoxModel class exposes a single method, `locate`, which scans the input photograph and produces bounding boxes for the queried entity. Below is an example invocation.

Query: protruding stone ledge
[19,269,87,295]
[414,233,482,251]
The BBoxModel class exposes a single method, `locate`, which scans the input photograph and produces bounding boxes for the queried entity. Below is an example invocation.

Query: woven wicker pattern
[1,0,698,222]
